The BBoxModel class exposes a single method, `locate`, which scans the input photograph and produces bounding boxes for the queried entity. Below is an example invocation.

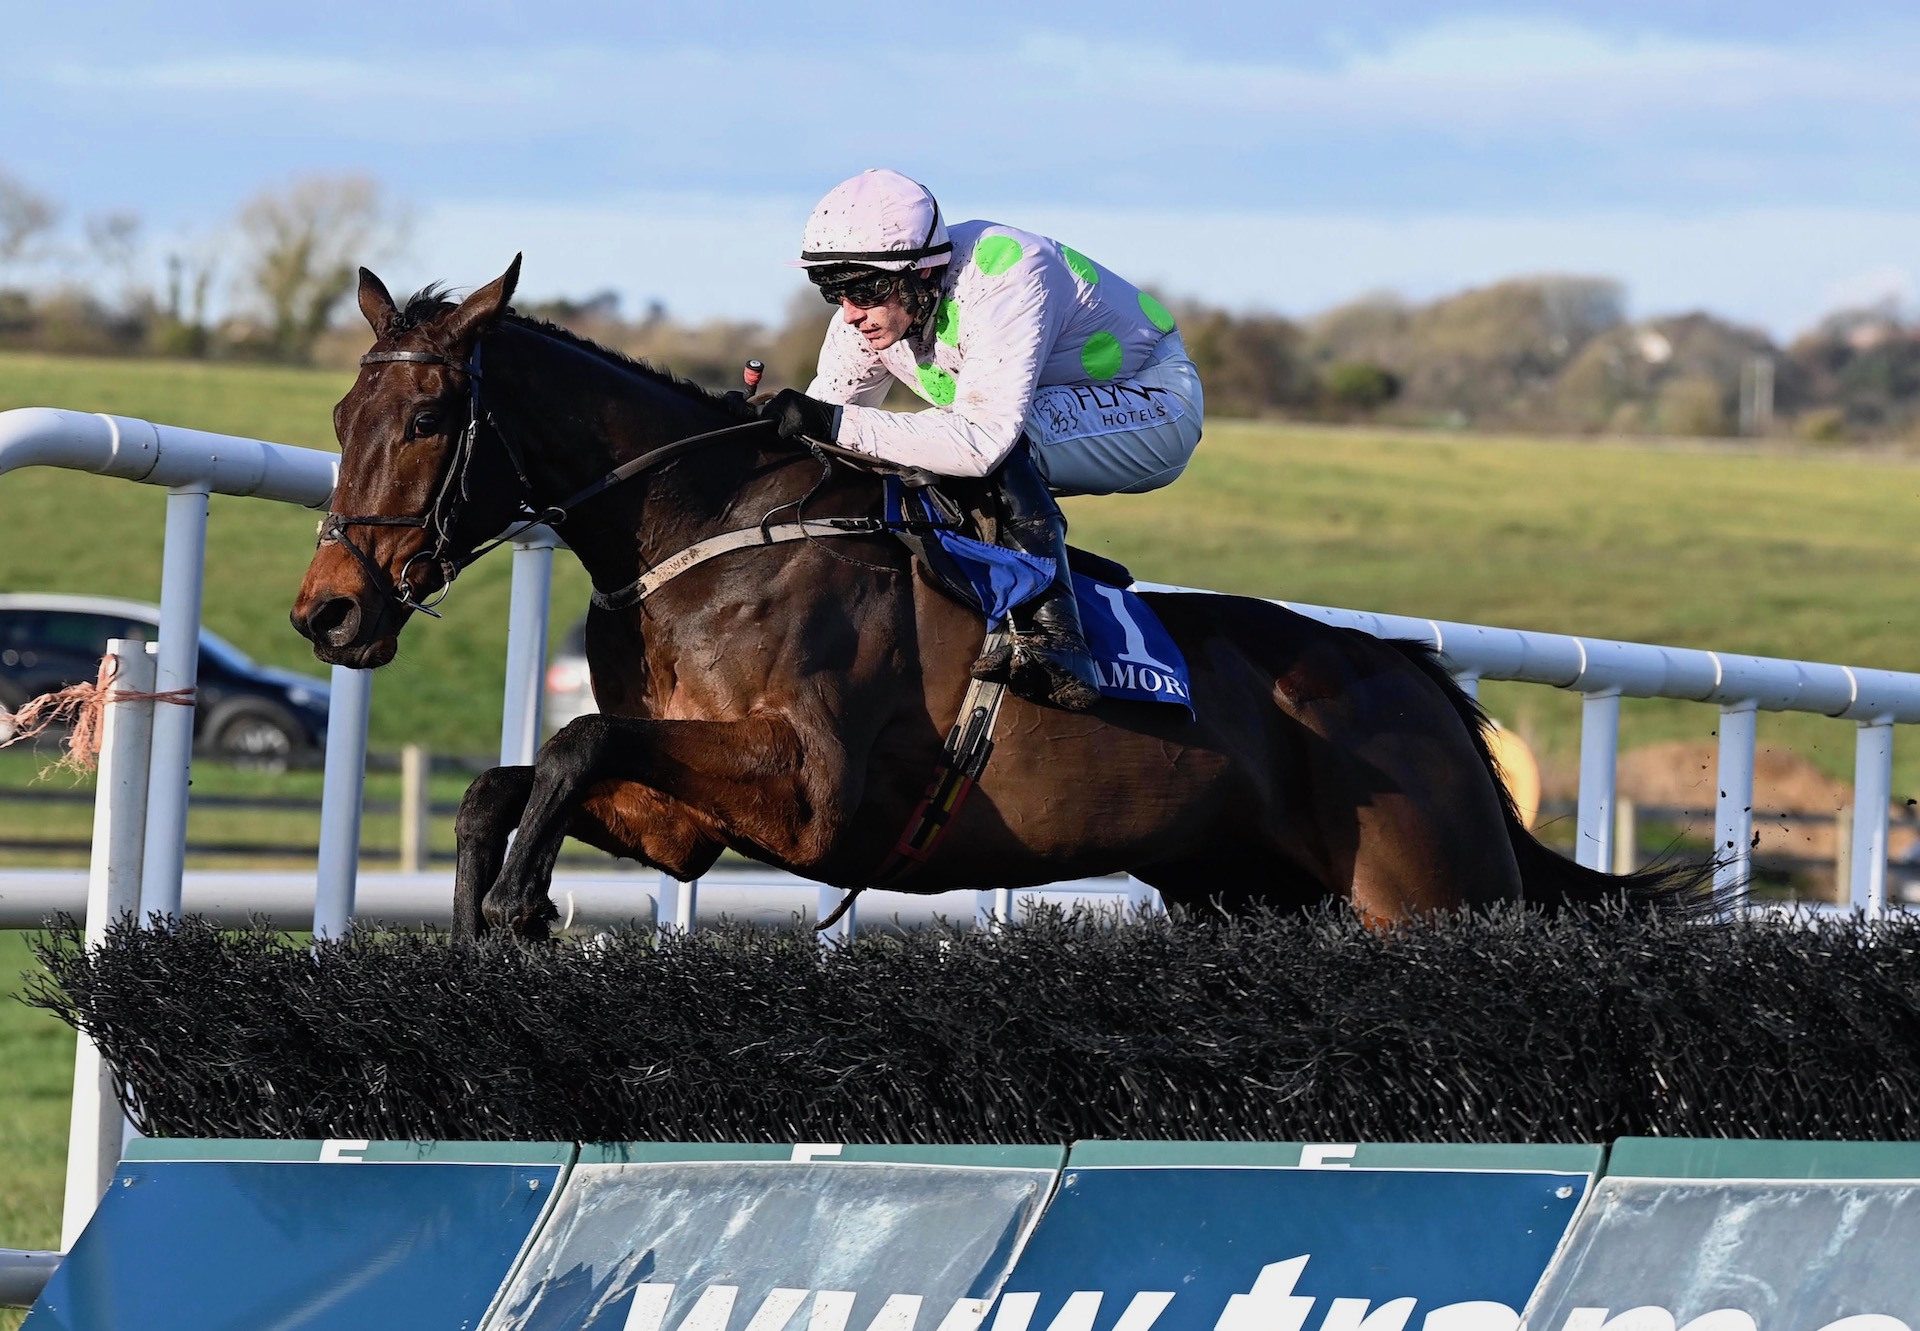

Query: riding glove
[758,389,838,445]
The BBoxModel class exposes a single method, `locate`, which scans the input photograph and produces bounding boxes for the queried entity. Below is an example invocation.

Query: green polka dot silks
[1061,245,1099,285]
[1080,331,1123,380]
[973,235,1023,276]
[917,363,957,405]
[1138,291,1176,333]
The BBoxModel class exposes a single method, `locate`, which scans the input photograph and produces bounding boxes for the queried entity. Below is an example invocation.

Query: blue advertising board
[26,1139,572,1331]
[992,1142,1600,1331]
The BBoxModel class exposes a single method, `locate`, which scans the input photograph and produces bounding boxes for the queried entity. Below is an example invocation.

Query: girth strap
[590,516,887,611]
[817,636,1013,930]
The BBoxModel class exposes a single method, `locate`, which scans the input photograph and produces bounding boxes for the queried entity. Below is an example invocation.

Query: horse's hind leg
[1314,723,1524,923]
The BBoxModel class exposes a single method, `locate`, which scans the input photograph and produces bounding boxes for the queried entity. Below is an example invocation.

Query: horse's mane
[393,284,758,424]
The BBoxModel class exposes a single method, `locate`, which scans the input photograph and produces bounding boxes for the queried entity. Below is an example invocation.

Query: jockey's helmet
[791,169,951,274]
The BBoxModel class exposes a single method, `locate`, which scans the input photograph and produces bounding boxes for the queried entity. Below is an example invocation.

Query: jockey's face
[838,284,917,351]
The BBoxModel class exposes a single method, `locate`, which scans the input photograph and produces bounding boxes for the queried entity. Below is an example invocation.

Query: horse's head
[292,257,527,667]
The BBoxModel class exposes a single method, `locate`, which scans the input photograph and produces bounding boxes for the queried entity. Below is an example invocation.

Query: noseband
[322,342,779,619]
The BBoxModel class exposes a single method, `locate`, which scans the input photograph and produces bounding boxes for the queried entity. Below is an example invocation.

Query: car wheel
[210,707,300,770]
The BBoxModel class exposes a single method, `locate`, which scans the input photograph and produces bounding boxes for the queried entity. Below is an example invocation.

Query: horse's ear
[358,267,398,335]
[443,254,522,346]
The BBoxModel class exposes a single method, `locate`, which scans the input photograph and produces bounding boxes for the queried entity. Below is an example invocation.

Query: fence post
[1834,803,1853,906]
[1575,691,1621,871]
[1850,719,1895,915]
[1714,701,1759,901]
[1611,798,1638,874]
[137,485,211,923]
[500,528,558,767]
[313,665,373,940]
[656,873,697,932]
[399,745,429,873]
[62,639,157,1249]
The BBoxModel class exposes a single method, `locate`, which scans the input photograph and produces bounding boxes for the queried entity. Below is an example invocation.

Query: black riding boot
[970,447,1103,712]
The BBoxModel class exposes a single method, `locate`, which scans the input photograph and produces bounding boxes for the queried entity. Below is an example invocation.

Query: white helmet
[792,169,951,272]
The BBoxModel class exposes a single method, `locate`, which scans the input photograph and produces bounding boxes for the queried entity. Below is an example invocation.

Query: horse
[292,258,1714,940]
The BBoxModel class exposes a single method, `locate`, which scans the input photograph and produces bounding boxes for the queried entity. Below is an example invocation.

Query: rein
[324,343,795,618]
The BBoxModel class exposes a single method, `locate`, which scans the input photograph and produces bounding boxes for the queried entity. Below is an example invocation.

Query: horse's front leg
[452,765,533,942]
[482,714,815,939]
[453,767,725,939]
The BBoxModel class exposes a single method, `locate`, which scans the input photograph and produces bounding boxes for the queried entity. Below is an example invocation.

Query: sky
[4,1,1919,339]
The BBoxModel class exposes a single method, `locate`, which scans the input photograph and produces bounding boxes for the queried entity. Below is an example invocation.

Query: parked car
[0,593,330,761]
[544,618,596,734]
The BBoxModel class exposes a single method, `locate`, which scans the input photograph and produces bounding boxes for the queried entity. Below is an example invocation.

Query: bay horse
[292,258,1712,940]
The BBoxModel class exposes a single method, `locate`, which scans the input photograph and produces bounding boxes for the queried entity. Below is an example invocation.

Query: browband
[361,350,472,370]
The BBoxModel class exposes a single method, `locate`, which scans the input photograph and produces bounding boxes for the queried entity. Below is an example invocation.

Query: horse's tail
[1389,641,1732,918]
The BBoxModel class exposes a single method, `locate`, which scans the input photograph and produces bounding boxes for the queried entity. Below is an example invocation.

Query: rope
[0,656,194,778]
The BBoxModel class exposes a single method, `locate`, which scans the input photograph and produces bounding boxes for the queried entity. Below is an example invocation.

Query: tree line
[3,168,1915,443]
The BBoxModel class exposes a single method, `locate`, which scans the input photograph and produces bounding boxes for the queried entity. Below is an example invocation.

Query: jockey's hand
[758,389,837,445]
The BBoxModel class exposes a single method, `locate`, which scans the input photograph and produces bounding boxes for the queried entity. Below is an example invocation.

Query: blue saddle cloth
[883,481,1194,715]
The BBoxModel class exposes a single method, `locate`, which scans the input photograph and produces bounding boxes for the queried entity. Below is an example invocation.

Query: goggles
[812,268,903,309]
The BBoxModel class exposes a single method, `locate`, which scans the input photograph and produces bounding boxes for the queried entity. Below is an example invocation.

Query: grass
[0,932,71,1314]
[1,350,1917,1278]
[4,352,1916,786]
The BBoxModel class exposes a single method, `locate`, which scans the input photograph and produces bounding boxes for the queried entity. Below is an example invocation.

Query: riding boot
[969,446,1103,712]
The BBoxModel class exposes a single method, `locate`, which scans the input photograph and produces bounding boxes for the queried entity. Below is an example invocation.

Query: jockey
[758,168,1205,712]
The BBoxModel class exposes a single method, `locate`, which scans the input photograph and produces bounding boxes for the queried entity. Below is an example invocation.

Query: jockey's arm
[833,266,1059,478]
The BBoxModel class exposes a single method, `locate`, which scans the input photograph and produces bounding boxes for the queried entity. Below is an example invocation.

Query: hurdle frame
[5,403,1920,1295]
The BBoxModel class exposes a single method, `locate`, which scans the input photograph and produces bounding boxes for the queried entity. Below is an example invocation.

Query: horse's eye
[411,411,443,438]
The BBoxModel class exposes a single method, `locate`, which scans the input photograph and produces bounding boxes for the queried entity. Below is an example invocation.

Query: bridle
[322,340,785,618]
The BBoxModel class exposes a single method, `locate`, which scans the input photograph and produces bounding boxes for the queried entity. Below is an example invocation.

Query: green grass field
[1,348,1917,1277]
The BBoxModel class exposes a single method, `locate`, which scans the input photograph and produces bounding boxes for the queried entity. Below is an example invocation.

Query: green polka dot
[1138,290,1176,333]
[1080,331,1123,381]
[935,297,959,347]
[917,363,957,405]
[973,235,1023,276]
[1060,245,1098,285]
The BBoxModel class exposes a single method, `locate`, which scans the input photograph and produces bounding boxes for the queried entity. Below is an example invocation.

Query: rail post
[1575,690,1622,871]
[1714,701,1759,900]
[500,527,559,766]
[62,639,156,1247]
[1612,799,1638,874]
[1849,719,1895,915]
[312,665,373,939]
[137,485,211,922]
[400,744,429,873]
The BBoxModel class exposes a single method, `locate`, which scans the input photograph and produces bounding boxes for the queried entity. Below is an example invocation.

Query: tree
[83,210,143,309]
[1320,361,1400,414]
[0,169,58,278]
[236,174,406,362]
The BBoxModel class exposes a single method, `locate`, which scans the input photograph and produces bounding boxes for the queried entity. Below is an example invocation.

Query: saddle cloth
[882,480,1194,715]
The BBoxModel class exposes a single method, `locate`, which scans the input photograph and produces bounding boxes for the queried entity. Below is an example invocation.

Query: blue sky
[5,1,1918,337]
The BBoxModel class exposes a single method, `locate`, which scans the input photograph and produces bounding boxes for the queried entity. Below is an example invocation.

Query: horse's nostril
[307,598,360,647]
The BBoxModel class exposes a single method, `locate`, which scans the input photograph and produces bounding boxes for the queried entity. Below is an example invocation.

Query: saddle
[882,478,1133,617]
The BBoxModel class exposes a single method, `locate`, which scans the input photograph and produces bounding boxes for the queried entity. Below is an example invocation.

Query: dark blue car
[0,593,329,762]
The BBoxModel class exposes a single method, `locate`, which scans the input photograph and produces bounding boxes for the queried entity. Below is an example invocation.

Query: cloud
[31,15,1917,203]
